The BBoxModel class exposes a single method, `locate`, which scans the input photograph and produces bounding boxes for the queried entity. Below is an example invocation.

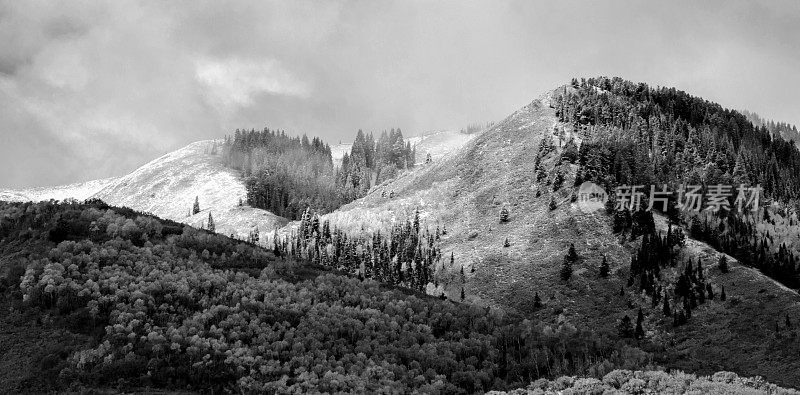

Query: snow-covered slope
[407,130,477,164]
[0,178,116,202]
[299,89,800,386]
[92,140,286,239]
[1,140,287,240]
[330,130,476,167]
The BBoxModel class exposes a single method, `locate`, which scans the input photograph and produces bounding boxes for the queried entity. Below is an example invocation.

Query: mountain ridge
[291,85,800,387]
[3,79,800,387]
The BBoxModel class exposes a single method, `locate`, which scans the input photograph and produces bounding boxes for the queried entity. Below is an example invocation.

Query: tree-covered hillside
[0,199,651,393]
[742,109,800,149]
[558,77,800,201]
[555,77,800,290]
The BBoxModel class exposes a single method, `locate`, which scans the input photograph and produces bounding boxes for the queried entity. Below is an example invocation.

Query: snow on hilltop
[330,129,475,167]
[407,130,477,164]
[1,129,475,239]
[309,89,624,307]
[0,178,116,203]
[1,140,286,239]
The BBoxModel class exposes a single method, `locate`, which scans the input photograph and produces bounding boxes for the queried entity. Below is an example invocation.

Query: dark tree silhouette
[599,256,610,278]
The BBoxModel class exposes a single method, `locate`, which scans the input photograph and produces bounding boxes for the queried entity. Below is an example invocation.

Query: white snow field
[1,140,286,240]
[0,178,116,203]
[0,129,473,240]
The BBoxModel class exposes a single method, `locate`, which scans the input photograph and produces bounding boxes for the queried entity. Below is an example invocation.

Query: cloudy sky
[1,0,798,188]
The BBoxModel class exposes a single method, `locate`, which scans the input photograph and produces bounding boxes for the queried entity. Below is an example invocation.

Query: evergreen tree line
[742,109,800,148]
[558,77,800,201]
[338,128,416,197]
[558,77,800,291]
[606,209,727,331]
[221,128,340,219]
[688,211,800,289]
[274,208,439,293]
[625,225,722,327]
[221,128,414,220]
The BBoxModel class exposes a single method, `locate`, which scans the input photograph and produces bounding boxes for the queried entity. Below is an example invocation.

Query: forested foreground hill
[1,204,796,393]
[0,199,667,393]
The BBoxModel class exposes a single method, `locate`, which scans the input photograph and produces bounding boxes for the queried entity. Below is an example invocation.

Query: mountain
[290,84,800,387]
[92,140,286,238]
[0,140,287,239]
[3,77,800,390]
[1,130,474,240]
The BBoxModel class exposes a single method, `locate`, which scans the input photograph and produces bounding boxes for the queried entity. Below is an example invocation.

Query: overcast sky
[1,0,799,188]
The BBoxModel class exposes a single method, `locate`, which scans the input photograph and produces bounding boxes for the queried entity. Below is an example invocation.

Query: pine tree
[499,207,510,223]
[720,285,727,301]
[566,243,579,262]
[706,283,714,300]
[731,150,749,184]
[635,308,645,339]
[503,238,510,248]
[207,212,215,232]
[193,196,201,215]
[553,172,564,190]
[599,256,610,278]
[460,286,465,302]
[718,256,729,273]
[663,295,671,317]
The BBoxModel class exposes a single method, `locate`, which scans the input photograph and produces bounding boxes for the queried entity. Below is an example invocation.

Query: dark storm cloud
[1,0,799,188]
